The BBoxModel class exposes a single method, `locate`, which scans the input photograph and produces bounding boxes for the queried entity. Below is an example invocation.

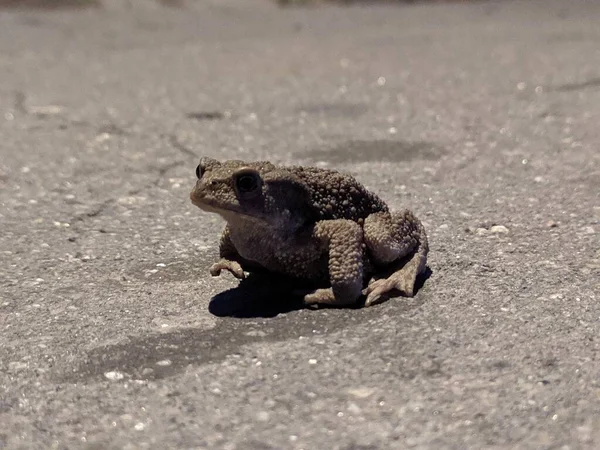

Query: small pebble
[257,411,270,422]
[347,402,362,414]
[8,361,28,371]
[347,387,375,398]
[245,330,267,337]
[104,371,124,381]
[490,225,509,234]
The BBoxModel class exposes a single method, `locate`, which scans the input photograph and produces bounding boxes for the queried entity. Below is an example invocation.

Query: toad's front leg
[209,226,251,280]
[303,220,365,307]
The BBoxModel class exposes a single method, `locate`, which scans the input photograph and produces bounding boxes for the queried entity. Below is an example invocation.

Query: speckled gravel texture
[1,0,599,449]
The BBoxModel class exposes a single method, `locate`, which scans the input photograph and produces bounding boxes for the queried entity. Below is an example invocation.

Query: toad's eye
[236,174,259,193]
[234,170,262,197]
[195,164,205,179]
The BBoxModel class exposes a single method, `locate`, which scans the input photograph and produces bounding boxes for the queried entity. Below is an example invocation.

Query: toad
[190,158,428,307]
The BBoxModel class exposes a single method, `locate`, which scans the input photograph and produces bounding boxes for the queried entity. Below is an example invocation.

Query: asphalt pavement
[1,0,599,448]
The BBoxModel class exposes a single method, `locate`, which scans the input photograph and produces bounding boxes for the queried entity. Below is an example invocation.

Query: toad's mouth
[190,193,232,214]
[190,192,265,223]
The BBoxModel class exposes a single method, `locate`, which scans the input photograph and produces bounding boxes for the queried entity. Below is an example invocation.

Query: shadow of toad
[208,268,432,318]
[61,270,430,383]
[208,273,320,318]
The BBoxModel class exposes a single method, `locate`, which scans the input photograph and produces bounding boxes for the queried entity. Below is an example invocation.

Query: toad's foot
[302,288,335,308]
[363,258,421,307]
[301,287,359,308]
[209,259,246,280]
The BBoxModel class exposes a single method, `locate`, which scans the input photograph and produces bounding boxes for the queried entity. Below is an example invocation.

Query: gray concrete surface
[1,0,599,448]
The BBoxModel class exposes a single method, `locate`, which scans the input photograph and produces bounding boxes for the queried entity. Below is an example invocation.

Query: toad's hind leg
[302,219,365,307]
[362,210,428,306]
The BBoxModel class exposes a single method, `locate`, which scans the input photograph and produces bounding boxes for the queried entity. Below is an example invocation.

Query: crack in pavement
[71,159,186,230]
[168,133,198,159]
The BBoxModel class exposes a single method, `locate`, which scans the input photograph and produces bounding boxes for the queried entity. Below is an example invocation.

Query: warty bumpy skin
[190,157,429,307]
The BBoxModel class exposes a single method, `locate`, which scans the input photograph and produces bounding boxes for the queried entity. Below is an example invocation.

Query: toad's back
[290,165,389,222]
